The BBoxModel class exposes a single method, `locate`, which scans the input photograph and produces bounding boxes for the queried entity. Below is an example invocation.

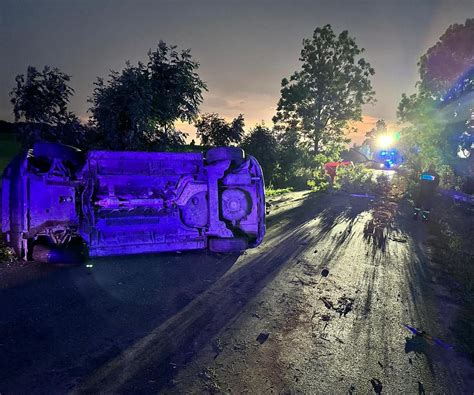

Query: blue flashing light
[420,174,435,181]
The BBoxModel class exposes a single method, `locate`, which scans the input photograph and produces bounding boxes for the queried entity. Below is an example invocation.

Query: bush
[0,235,16,263]
[266,187,294,197]
[306,153,341,192]
[334,164,378,193]
[307,167,330,192]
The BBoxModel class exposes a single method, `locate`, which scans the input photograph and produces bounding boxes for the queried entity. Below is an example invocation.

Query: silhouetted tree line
[9,20,473,188]
[9,42,205,152]
[8,25,376,188]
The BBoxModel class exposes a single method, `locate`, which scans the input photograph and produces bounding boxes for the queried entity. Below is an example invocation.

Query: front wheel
[209,237,248,253]
[33,142,84,167]
[206,147,245,165]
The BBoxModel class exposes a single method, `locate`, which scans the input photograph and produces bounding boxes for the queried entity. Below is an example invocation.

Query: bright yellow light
[377,134,394,147]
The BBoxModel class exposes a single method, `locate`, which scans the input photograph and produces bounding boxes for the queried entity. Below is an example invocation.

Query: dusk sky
[1,0,472,143]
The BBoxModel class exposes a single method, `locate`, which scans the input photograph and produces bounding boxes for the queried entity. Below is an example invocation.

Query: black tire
[209,237,248,253]
[33,142,84,167]
[32,243,86,264]
[206,147,245,165]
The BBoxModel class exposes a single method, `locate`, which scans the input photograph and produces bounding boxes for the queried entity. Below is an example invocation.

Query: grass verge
[265,187,294,197]
[0,234,16,263]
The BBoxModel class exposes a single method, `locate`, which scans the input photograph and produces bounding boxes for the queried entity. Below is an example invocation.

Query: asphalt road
[1,191,473,394]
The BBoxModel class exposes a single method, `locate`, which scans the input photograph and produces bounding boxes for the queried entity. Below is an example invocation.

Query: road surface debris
[319,296,354,317]
[335,296,354,317]
[320,297,334,309]
[370,378,383,394]
[256,332,270,344]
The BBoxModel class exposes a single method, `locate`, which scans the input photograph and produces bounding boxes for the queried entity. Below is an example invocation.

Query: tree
[272,125,308,188]
[418,19,473,97]
[398,92,449,171]
[89,41,206,150]
[398,19,473,185]
[273,25,375,156]
[195,113,245,147]
[9,65,86,148]
[10,66,77,125]
[241,125,278,184]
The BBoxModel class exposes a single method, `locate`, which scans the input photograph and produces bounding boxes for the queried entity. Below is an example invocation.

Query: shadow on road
[0,191,379,393]
[76,192,370,393]
[0,250,238,392]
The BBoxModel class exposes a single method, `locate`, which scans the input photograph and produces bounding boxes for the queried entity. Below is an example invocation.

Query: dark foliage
[9,66,87,149]
[418,18,473,97]
[241,125,278,185]
[195,113,245,147]
[397,18,473,185]
[89,41,206,150]
[10,66,77,126]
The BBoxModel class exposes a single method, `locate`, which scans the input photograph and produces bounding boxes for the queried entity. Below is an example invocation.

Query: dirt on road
[1,189,474,394]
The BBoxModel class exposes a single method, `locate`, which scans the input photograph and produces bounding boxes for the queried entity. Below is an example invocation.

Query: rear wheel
[209,237,248,253]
